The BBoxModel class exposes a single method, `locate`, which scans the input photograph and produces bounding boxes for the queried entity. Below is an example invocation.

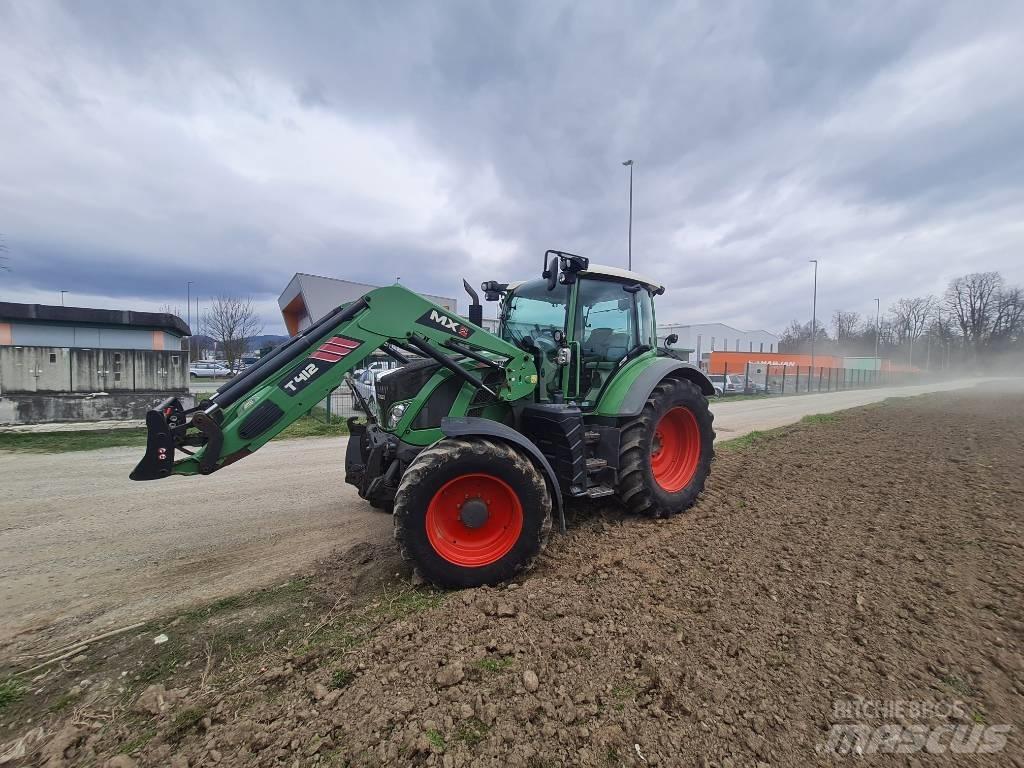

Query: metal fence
[312,356,403,423]
[314,387,368,422]
[718,362,926,397]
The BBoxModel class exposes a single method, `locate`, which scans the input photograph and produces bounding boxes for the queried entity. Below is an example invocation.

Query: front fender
[440,416,566,533]
[594,357,715,418]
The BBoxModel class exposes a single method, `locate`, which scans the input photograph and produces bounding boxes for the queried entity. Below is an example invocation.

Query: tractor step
[584,430,601,445]
[584,484,615,499]
[585,457,608,473]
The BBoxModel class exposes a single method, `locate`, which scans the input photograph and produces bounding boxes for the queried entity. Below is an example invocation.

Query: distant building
[278,273,458,335]
[0,302,190,424]
[657,322,780,367]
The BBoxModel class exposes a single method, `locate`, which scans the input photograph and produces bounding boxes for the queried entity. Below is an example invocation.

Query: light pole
[622,160,634,270]
[60,290,67,306]
[187,281,193,329]
[873,298,880,372]
[809,260,818,376]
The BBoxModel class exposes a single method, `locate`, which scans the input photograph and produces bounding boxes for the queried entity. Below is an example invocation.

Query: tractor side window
[576,279,636,363]
[636,289,655,347]
[501,279,568,348]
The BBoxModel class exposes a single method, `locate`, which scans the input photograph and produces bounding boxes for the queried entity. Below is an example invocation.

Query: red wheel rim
[425,473,524,567]
[650,407,702,492]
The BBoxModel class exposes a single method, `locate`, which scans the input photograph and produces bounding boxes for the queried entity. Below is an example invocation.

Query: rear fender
[439,416,566,533]
[594,357,715,418]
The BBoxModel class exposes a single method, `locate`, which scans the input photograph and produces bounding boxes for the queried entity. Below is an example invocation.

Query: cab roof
[579,264,664,293]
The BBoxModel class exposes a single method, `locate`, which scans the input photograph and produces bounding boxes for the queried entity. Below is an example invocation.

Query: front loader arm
[131,285,535,481]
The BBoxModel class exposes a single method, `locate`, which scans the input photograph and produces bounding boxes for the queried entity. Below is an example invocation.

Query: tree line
[780,271,1024,368]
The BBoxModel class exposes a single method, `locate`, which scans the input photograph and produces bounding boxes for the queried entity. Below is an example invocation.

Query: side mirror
[665,333,678,347]
[545,256,559,291]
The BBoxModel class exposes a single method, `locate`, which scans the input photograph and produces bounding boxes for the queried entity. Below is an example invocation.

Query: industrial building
[278,273,458,335]
[0,302,190,424]
[656,322,780,366]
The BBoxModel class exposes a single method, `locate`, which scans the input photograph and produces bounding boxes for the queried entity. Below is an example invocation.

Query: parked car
[708,374,750,396]
[189,361,232,378]
[727,374,757,394]
[350,368,383,410]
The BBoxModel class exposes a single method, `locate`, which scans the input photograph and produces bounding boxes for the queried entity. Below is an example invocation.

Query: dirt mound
[3,390,1022,766]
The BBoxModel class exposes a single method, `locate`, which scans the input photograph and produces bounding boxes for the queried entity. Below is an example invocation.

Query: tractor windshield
[501,279,569,348]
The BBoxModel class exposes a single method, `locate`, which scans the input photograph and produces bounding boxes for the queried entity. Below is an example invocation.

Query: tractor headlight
[387,402,408,429]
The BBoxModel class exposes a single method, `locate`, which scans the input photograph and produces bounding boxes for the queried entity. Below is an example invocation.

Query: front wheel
[393,438,552,588]
[617,378,715,518]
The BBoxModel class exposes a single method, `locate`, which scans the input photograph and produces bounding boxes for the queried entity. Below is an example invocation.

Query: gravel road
[0,377,990,651]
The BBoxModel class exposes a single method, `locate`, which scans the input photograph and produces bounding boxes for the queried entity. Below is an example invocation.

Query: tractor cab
[492,251,664,408]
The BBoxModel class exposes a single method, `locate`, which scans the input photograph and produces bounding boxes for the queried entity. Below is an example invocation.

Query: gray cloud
[1,0,1023,334]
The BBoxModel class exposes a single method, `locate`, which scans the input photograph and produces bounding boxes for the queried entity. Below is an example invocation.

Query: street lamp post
[60,290,67,306]
[187,281,193,329]
[809,260,818,378]
[873,297,880,373]
[622,160,634,270]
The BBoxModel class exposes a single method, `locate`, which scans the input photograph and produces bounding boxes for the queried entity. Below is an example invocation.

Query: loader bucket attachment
[129,398,182,481]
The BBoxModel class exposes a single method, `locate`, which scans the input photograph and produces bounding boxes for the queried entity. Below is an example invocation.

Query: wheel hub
[650,407,702,492]
[425,473,524,567]
[459,498,490,529]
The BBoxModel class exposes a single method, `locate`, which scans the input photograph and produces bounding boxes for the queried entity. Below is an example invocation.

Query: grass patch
[372,588,446,620]
[941,674,975,697]
[426,729,446,750]
[0,414,347,455]
[167,706,206,741]
[118,728,156,754]
[330,668,356,689]
[180,579,310,623]
[474,657,513,674]
[0,678,25,711]
[0,428,149,453]
[800,412,839,425]
[454,717,490,745]
[717,412,839,451]
[47,690,81,714]
[274,413,349,440]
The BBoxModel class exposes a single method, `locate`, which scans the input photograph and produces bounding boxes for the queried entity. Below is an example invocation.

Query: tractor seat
[582,328,629,362]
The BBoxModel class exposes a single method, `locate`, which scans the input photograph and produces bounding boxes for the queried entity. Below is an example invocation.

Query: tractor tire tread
[393,437,552,588]
[616,377,715,519]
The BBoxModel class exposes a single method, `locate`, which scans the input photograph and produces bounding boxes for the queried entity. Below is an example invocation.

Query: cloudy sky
[1,1,1023,335]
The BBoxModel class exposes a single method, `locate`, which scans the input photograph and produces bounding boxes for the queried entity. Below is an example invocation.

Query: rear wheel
[393,438,552,587]
[617,378,715,518]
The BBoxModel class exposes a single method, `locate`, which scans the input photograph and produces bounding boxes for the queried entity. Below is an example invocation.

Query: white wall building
[657,322,780,365]
[278,273,458,335]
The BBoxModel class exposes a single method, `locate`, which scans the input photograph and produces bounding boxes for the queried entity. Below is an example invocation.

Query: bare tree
[991,286,1024,348]
[201,295,264,372]
[831,311,861,346]
[889,296,935,366]
[945,272,1002,354]
[779,319,830,353]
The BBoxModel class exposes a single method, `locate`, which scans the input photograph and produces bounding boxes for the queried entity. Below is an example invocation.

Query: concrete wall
[0,346,188,395]
[0,392,196,425]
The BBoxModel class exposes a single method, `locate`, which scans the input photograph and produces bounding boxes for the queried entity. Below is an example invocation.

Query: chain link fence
[717,362,927,397]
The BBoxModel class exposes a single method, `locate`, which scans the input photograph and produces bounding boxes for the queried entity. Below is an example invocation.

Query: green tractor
[132,251,715,587]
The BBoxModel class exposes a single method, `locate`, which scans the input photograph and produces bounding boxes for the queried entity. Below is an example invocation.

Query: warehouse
[0,302,190,424]
[656,322,780,366]
[278,273,458,335]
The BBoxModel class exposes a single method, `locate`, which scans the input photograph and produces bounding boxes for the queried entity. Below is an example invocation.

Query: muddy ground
[1,388,1022,766]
